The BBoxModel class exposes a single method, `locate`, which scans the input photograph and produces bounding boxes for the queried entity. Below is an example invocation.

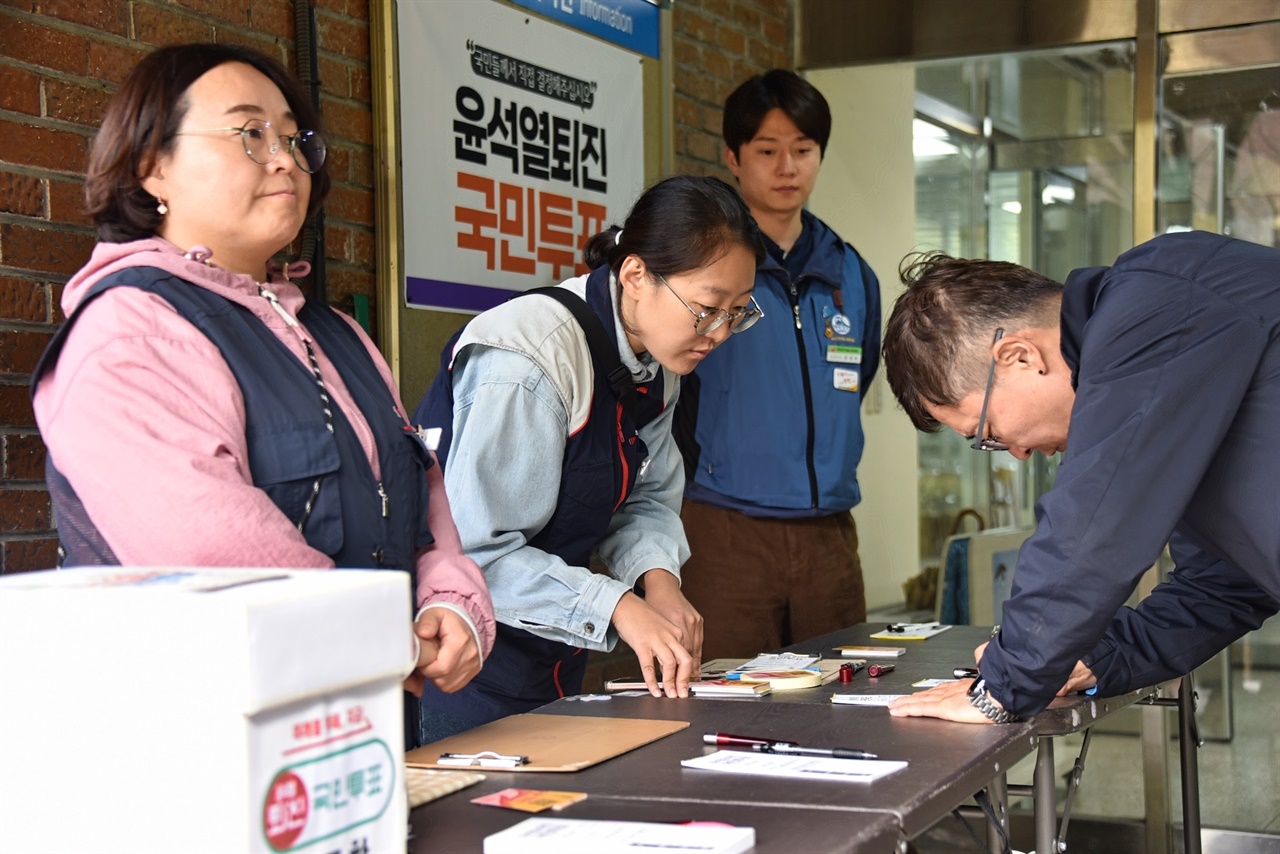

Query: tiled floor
[871,607,1280,849]
[1003,666,1280,832]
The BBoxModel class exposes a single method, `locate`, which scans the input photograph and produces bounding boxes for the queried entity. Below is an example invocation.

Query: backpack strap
[520,286,637,416]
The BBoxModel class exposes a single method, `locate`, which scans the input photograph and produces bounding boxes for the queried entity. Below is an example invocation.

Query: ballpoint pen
[752,742,878,760]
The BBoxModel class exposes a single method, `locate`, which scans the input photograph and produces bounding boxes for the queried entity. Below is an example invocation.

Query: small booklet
[483,817,755,854]
[471,788,588,813]
[834,645,906,658]
[689,679,771,697]
[681,750,908,783]
[869,622,952,641]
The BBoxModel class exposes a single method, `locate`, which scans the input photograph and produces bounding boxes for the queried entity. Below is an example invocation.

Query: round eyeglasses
[654,272,763,335]
[174,118,327,174]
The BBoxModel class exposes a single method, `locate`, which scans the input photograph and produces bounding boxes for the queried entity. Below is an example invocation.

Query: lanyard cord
[258,285,334,532]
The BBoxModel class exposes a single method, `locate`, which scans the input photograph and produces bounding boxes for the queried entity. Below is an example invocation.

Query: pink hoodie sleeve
[36,285,494,659]
[414,454,496,658]
[333,313,496,658]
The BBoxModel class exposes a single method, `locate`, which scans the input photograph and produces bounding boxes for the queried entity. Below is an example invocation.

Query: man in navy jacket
[882,231,1279,723]
[675,70,881,659]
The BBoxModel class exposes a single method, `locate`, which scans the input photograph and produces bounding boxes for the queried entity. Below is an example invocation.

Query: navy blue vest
[32,267,434,573]
[413,266,665,727]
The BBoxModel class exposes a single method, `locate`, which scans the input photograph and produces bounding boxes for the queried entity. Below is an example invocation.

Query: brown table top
[409,621,1163,849]
[772,623,1160,733]
[410,791,900,853]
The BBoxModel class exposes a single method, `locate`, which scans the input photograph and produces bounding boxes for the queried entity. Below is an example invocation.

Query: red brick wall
[0,0,378,573]
[0,0,793,574]
[672,0,793,179]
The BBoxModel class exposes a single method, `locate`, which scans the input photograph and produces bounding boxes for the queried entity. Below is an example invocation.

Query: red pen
[867,664,896,677]
[702,732,797,749]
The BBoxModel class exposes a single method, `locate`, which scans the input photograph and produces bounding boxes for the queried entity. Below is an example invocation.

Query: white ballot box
[0,568,414,854]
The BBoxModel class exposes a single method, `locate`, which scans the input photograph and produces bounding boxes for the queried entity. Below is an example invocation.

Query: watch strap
[967,678,1023,724]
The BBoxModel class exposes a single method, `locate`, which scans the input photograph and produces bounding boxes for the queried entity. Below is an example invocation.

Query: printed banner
[397,0,646,314]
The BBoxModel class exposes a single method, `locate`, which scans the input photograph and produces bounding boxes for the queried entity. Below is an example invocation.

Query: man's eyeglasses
[971,328,1009,452]
[654,272,763,335]
[174,118,327,174]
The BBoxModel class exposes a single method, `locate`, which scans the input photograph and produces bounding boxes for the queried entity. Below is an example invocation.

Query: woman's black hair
[87,42,329,242]
[582,175,765,277]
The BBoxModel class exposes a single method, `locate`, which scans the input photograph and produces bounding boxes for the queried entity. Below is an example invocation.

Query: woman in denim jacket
[415,176,765,741]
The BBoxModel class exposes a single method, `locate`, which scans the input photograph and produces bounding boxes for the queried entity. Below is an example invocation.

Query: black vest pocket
[248,425,344,555]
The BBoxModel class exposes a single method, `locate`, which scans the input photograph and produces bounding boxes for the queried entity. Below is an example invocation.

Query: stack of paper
[483,817,755,853]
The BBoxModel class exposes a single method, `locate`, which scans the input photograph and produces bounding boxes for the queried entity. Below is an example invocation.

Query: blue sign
[508,0,660,59]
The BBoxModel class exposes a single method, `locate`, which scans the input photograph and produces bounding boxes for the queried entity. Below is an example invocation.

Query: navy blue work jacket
[981,232,1280,717]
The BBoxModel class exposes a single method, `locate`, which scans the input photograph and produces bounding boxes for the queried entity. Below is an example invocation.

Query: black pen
[752,742,878,760]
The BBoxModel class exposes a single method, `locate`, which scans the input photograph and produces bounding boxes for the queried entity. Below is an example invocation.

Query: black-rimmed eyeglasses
[654,272,763,335]
[971,328,1009,452]
[174,118,327,174]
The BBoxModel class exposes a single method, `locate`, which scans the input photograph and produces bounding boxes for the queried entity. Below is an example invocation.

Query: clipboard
[405,713,689,772]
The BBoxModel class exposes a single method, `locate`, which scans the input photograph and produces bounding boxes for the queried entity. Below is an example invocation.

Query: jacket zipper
[613,400,629,512]
[374,480,390,566]
[260,285,393,564]
[788,278,820,509]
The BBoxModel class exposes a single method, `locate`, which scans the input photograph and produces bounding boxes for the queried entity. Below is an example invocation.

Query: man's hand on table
[887,679,998,724]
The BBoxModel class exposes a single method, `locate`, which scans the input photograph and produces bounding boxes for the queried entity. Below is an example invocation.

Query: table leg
[1178,674,1201,854]
[1033,736,1057,854]
[1141,701,1170,854]
[986,771,1009,853]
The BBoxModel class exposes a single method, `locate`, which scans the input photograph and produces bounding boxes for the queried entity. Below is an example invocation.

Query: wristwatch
[967,677,1023,723]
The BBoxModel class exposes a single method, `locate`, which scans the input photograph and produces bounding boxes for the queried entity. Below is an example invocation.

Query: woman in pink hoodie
[31,43,494,746]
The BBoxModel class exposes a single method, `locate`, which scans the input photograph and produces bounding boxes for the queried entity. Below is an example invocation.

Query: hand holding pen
[703,732,877,761]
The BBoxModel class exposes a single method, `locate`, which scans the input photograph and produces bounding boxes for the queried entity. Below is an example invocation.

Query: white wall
[806,64,921,610]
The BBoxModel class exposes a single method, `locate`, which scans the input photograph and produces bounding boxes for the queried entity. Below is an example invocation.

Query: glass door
[1157,30,1280,249]
[913,43,1136,569]
[1155,19,1280,746]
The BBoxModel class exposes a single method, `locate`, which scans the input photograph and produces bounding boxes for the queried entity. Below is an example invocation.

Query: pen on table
[703,732,796,748]
[867,664,895,677]
[751,742,878,761]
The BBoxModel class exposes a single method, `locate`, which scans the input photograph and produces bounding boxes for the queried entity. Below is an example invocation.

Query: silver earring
[157,199,168,216]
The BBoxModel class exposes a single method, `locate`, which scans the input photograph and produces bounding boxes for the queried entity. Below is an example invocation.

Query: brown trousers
[679,498,867,661]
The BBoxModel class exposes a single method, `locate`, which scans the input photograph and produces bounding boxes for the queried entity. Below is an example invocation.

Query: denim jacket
[440,273,689,651]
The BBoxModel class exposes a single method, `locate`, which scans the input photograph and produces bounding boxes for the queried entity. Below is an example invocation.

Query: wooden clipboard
[406,713,689,772]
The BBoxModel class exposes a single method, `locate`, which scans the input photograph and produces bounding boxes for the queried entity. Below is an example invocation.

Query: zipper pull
[258,286,300,328]
[377,482,389,518]
[793,303,802,330]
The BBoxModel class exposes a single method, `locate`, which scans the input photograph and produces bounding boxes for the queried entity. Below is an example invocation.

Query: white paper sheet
[830,694,913,706]
[681,750,907,782]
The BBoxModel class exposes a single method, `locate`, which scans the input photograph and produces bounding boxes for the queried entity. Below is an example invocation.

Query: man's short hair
[722,69,831,157]
[884,252,1063,431]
